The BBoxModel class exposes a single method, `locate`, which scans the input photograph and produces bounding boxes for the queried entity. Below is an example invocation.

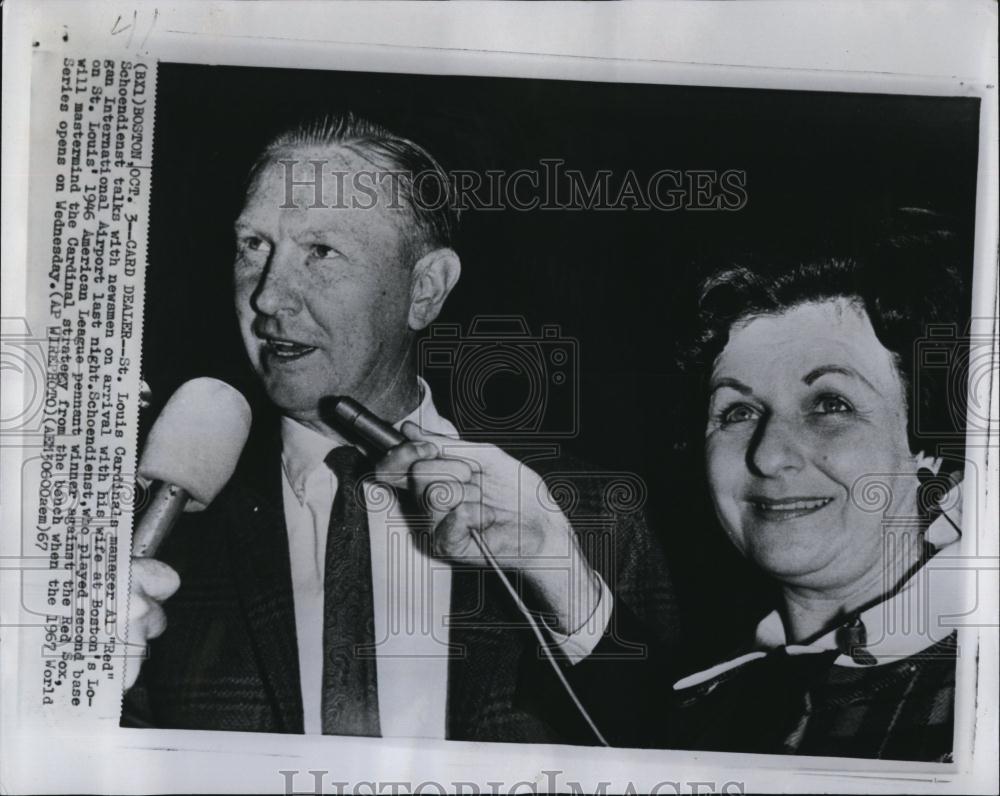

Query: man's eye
[719,403,760,425]
[309,244,340,260]
[238,236,271,255]
[814,394,853,415]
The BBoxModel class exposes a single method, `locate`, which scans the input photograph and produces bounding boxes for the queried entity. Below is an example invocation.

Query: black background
[145,63,979,661]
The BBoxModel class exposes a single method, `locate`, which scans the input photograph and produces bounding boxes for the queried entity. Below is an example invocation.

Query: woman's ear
[408,248,461,331]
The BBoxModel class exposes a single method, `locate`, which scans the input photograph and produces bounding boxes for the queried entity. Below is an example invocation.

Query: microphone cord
[468,528,610,747]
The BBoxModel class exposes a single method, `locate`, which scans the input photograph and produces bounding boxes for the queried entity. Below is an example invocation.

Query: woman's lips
[746,496,834,521]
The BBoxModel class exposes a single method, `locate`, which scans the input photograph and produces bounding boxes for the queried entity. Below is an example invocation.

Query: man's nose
[747,414,806,477]
[251,245,302,316]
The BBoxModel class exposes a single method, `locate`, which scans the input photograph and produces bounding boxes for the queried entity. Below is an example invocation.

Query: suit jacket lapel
[446,564,516,740]
[445,566,479,739]
[225,419,304,733]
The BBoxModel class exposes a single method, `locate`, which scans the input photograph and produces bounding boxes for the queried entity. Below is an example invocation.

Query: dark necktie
[320,445,381,736]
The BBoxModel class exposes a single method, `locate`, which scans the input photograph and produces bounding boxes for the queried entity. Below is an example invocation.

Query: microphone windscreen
[138,378,252,510]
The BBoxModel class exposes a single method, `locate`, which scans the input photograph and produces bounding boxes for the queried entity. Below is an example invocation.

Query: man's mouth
[261,336,318,362]
[747,496,834,521]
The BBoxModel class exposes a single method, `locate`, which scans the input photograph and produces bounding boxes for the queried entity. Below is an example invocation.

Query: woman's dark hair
[684,208,970,462]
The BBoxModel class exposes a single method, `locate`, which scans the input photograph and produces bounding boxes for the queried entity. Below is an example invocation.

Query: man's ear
[408,248,461,331]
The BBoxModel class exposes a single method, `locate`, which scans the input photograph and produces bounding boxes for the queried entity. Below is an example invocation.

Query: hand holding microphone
[125,378,251,689]
[324,397,601,637]
[382,423,601,629]
[324,396,609,746]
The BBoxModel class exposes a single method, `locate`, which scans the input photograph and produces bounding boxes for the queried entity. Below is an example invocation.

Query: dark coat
[122,418,679,743]
[549,602,957,759]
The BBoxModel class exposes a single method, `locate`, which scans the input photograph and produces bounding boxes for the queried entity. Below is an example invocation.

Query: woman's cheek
[807,416,871,459]
[705,435,748,540]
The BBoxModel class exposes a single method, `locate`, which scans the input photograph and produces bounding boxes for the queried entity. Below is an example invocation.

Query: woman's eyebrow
[709,377,753,396]
[803,364,877,392]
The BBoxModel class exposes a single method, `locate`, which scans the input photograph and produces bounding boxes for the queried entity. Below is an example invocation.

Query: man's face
[233,145,418,425]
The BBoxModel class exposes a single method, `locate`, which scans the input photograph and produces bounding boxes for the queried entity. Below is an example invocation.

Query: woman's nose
[251,246,302,316]
[748,415,806,476]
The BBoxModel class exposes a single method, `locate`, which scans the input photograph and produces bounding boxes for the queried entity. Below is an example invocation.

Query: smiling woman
[546,209,972,761]
[704,298,929,636]
[657,209,970,760]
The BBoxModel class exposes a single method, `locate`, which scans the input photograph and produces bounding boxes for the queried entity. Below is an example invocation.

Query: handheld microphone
[132,378,252,558]
[321,394,610,747]
[321,395,406,455]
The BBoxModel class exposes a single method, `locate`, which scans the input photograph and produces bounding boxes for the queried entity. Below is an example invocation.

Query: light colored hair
[247,112,459,258]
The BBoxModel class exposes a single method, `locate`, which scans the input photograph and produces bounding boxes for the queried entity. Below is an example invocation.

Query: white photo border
[2,2,996,794]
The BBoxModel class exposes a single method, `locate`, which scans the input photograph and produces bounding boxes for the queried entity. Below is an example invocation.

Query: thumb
[132,558,181,601]
[401,420,433,443]
[401,421,457,449]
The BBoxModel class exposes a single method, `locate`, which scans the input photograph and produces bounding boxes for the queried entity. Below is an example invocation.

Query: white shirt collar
[280,377,457,504]
[675,538,966,690]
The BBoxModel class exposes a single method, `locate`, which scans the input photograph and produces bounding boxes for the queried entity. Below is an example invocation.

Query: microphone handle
[132,481,189,558]
[324,396,406,455]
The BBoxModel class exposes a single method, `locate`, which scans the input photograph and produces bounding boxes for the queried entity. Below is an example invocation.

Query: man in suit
[123,113,678,742]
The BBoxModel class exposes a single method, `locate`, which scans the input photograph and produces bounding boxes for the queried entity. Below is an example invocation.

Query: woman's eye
[719,403,760,425]
[814,394,853,415]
